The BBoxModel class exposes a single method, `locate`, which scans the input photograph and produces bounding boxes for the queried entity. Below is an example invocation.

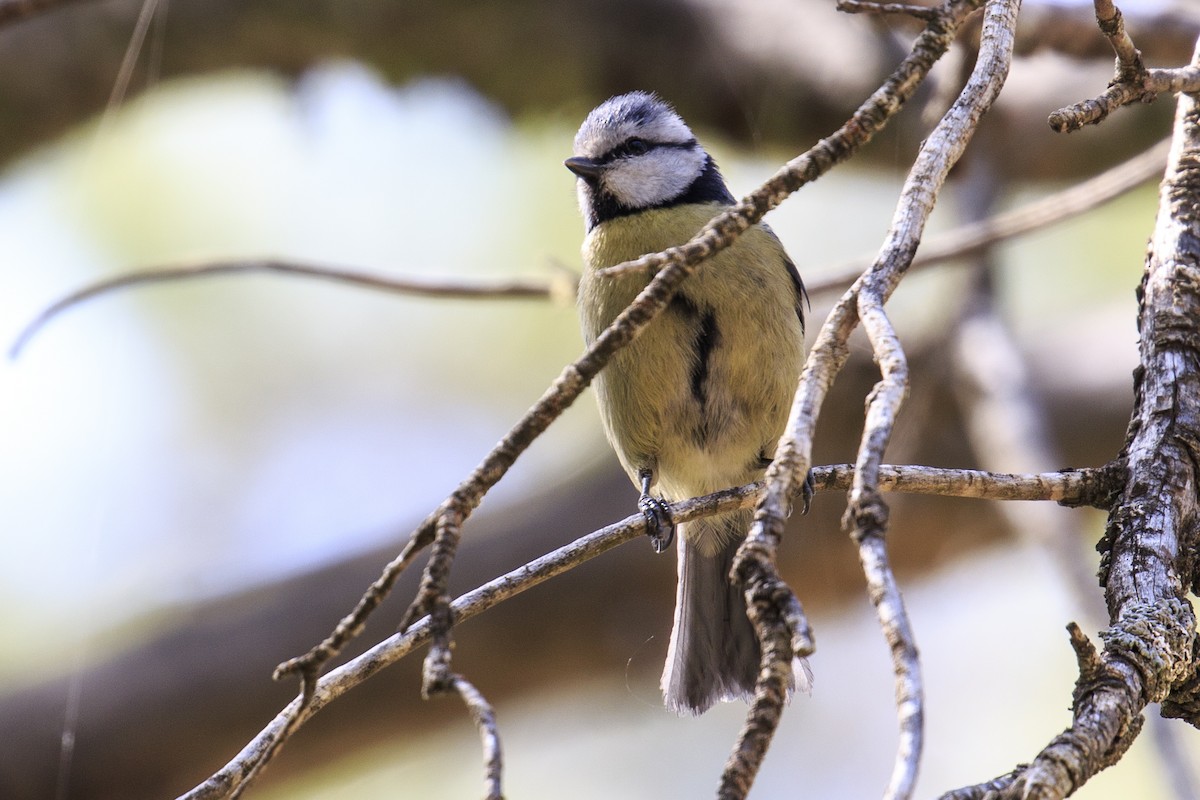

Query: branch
[176,463,1109,800]
[1049,0,1200,132]
[805,135,1170,296]
[945,34,1200,800]
[836,0,941,22]
[722,1,1022,796]
[451,675,503,800]
[7,259,571,359]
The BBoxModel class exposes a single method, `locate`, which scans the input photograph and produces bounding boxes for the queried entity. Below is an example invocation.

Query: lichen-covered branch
[944,35,1200,800]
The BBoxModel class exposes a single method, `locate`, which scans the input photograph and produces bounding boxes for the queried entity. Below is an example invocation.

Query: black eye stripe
[601,137,698,163]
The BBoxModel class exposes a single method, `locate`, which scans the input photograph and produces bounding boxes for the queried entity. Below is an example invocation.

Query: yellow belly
[577,203,805,499]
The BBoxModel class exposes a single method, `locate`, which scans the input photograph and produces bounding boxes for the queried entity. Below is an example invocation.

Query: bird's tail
[661,511,760,715]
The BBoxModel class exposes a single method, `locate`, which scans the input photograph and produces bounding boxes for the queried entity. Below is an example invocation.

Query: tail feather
[661,513,759,715]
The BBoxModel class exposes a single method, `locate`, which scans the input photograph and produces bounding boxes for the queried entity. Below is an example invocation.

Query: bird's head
[566,92,723,230]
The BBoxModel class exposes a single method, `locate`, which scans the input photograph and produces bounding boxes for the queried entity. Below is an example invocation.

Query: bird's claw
[638,494,675,553]
[801,469,815,516]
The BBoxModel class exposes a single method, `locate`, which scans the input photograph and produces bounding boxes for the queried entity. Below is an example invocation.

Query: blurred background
[1,0,1198,798]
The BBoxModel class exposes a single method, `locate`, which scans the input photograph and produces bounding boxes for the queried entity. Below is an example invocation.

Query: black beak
[564,156,605,181]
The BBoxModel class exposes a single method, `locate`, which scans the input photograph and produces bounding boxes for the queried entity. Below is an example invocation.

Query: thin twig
[860,6,1019,791]
[452,675,504,800]
[836,0,941,21]
[805,136,1170,296]
[176,462,1109,800]
[7,260,568,358]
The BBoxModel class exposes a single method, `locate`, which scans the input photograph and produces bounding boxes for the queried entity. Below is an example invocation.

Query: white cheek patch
[602,147,708,208]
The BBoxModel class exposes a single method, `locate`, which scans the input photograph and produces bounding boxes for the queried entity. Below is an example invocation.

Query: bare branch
[451,675,504,800]
[15,133,1163,363]
[177,462,1107,800]
[806,136,1170,296]
[1050,67,1200,133]
[707,1,1031,795]
[821,463,1116,505]
[732,1,1021,797]
[8,259,569,359]
[836,0,940,22]
[851,297,923,800]
[1094,0,1145,78]
[1049,0,1200,132]
[179,500,646,800]
[944,35,1200,800]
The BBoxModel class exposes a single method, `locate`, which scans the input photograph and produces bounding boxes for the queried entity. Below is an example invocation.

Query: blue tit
[566,92,807,715]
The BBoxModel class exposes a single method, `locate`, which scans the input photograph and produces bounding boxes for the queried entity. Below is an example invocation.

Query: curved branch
[806,136,1170,296]
[8,260,569,359]
[734,1,1021,797]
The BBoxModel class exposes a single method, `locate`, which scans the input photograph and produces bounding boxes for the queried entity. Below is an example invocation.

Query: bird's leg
[637,468,674,553]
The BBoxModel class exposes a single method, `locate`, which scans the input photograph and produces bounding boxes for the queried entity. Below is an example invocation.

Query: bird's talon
[638,494,675,552]
[802,469,815,516]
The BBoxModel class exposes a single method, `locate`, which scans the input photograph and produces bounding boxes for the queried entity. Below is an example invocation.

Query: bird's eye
[625,138,650,156]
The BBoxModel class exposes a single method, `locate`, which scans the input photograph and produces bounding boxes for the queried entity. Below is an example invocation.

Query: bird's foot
[638,493,675,553]
[637,468,674,553]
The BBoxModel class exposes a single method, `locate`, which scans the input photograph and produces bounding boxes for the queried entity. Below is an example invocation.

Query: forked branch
[1050,0,1200,132]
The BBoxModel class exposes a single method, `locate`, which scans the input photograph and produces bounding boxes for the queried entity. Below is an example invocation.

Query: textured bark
[945,37,1200,800]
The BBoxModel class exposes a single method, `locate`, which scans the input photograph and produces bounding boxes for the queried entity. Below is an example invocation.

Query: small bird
[566,92,807,715]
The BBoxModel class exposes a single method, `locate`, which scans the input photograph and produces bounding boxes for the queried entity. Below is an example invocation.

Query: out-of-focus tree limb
[0,0,1196,175]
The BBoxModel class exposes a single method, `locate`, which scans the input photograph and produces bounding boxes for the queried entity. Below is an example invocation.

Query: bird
[565,91,808,715]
